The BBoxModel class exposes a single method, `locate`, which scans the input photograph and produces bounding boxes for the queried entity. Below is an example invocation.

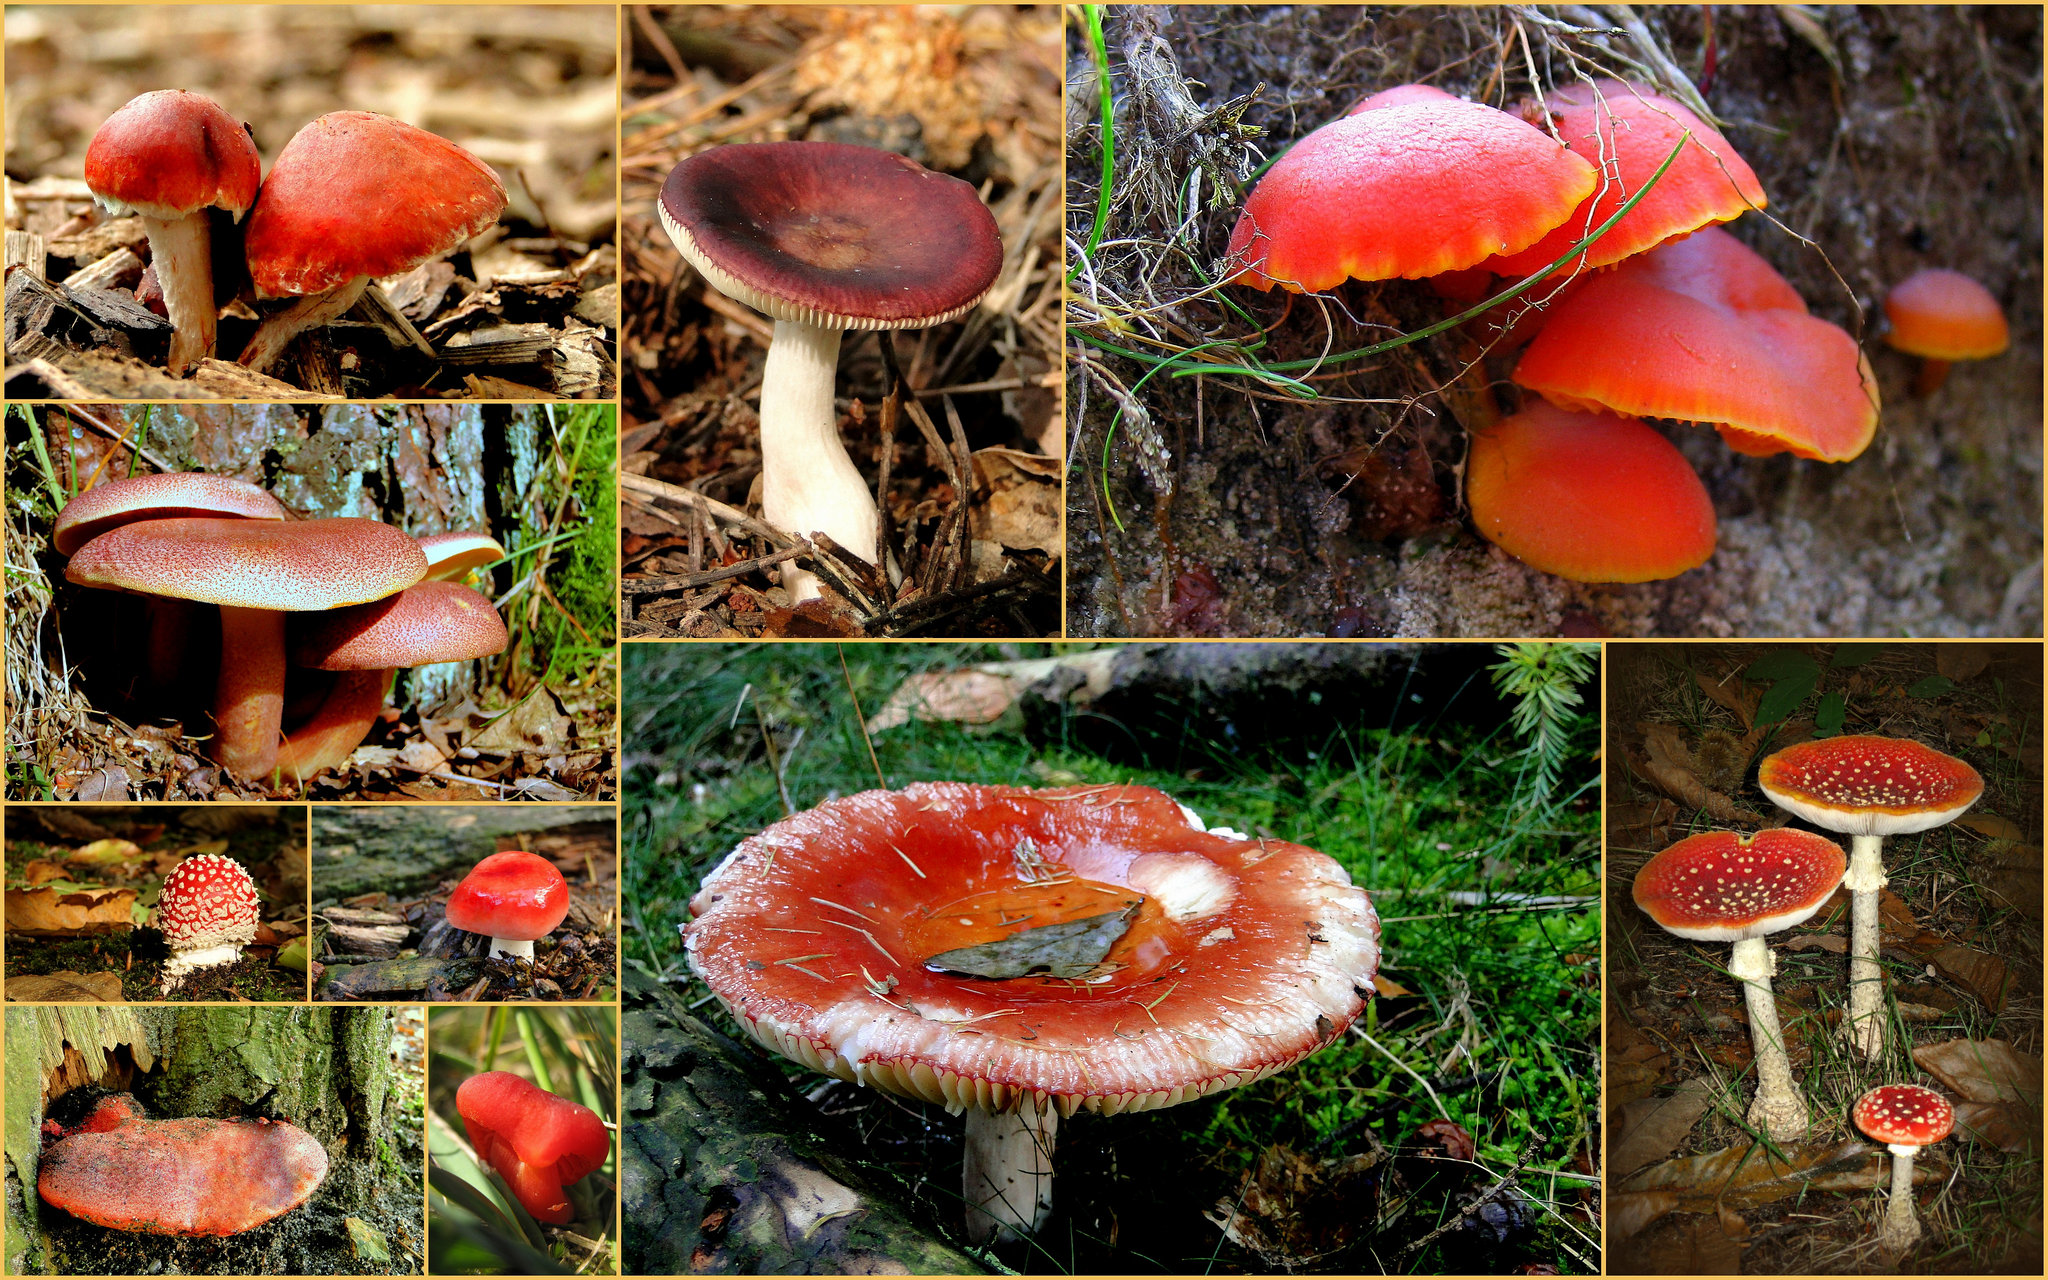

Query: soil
[1066,6,2043,638]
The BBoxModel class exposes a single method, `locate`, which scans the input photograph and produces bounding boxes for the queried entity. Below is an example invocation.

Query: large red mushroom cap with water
[38,1095,328,1236]
[685,781,1380,1117]
[1757,735,1984,837]
[456,1071,610,1225]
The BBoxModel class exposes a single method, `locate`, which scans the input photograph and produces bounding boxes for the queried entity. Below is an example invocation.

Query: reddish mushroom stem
[1911,358,1953,398]
[275,669,393,782]
[238,276,370,373]
[215,605,286,779]
[1728,936,1808,1140]
[963,1103,1057,1245]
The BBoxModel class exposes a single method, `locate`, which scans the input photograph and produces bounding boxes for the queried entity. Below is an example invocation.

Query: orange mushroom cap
[1466,399,1716,582]
[1483,80,1766,277]
[1884,268,2009,361]
[1225,91,1596,292]
[1512,228,1880,462]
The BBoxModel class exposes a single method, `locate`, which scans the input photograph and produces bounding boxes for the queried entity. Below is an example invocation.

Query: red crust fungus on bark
[685,781,1381,1117]
[456,1071,610,1225]
[38,1095,328,1236]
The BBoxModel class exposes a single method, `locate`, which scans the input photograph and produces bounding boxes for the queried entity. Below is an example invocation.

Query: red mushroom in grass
[659,141,1003,603]
[1852,1083,1953,1253]
[1884,268,2009,396]
[276,577,508,781]
[1465,399,1716,582]
[444,851,570,961]
[155,852,263,992]
[684,782,1380,1244]
[64,516,428,780]
[39,1095,328,1235]
[456,1071,610,1225]
[1757,735,1983,1061]
[239,111,506,373]
[1225,89,1597,292]
[84,91,261,375]
[1514,228,1881,461]
[1632,828,1848,1140]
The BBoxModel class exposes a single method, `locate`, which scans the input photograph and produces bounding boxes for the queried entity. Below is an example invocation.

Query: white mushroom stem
[160,942,245,992]
[487,937,536,961]
[1875,1141,1923,1253]
[1841,833,1889,1061]
[962,1101,1057,1245]
[758,319,878,604]
[1729,936,1809,1141]
[238,275,370,372]
[214,606,286,780]
[141,212,216,376]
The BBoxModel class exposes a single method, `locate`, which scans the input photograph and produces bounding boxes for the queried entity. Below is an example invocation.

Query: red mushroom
[1632,828,1847,1140]
[1884,268,2009,395]
[1851,1083,1954,1253]
[659,141,1003,602]
[455,1071,610,1225]
[1757,735,1983,1060]
[239,112,507,372]
[39,1096,327,1236]
[155,853,263,993]
[83,91,262,375]
[685,782,1380,1243]
[443,851,570,961]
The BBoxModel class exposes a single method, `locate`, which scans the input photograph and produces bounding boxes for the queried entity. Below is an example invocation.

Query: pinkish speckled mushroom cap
[64,516,428,610]
[54,473,286,557]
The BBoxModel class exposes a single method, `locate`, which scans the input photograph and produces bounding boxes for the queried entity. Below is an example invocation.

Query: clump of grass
[623,641,1601,1271]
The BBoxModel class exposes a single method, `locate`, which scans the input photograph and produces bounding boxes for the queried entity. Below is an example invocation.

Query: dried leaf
[1918,944,2012,1012]
[1609,1190,1680,1242]
[1611,1077,1719,1179]
[5,885,137,935]
[1956,814,2027,841]
[1416,1118,1476,1161]
[1913,1038,2044,1106]
[923,903,1140,979]
[970,447,1061,556]
[1936,643,1992,682]
[867,670,1017,733]
[66,838,144,864]
[1636,724,1768,824]
[6,972,125,1002]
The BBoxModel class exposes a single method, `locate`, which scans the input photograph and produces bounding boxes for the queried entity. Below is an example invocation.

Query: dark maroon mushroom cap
[659,141,1003,330]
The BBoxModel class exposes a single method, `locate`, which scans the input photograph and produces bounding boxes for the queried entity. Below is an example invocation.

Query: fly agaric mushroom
[239,111,506,372]
[685,781,1380,1244]
[83,90,262,375]
[1632,828,1847,1140]
[65,516,428,780]
[39,1095,328,1236]
[1884,268,2009,396]
[1481,80,1766,277]
[1851,1083,1954,1253]
[1225,88,1597,292]
[1514,227,1881,462]
[156,853,263,991]
[1757,735,1983,1060]
[444,851,570,961]
[456,1071,610,1225]
[1466,399,1716,582]
[659,142,1003,603]
[275,578,508,780]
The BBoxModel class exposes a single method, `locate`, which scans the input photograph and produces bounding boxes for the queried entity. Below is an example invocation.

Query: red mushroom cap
[1884,268,2009,361]
[1852,1084,1955,1148]
[38,1101,328,1236]
[1224,93,1597,292]
[455,1071,610,1225]
[157,854,261,952]
[659,141,1003,330]
[1632,828,1848,942]
[288,579,508,670]
[243,111,507,299]
[1757,735,1984,837]
[444,851,570,944]
[685,782,1380,1117]
[54,472,286,557]
[64,516,429,610]
[1513,228,1880,461]
[83,90,261,223]
[1465,399,1716,582]
[1483,80,1767,277]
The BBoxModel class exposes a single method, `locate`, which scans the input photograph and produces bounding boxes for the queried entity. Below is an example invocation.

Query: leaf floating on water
[924,902,1141,979]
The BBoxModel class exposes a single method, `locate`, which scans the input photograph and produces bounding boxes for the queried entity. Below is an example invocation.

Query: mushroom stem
[487,937,536,961]
[141,212,216,375]
[142,596,193,691]
[214,605,286,780]
[962,1101,1057,1245]
[1729,936,1809,1141]
[275,669,393,782]
[161,941,245,991]
[1911,358,1952,398]
[1841,832,1888,1061]
[238,275,370,372]
[1875,1142,1923,1253]
[758,319,877,604]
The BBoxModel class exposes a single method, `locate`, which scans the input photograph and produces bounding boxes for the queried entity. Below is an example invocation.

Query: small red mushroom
[443,851,570,960]
[1852,1083,1954,1253]
[38,1095,328,1236]
[156,853,262,993]
[455,1071,610,1225]
[1884,268,2009,395]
